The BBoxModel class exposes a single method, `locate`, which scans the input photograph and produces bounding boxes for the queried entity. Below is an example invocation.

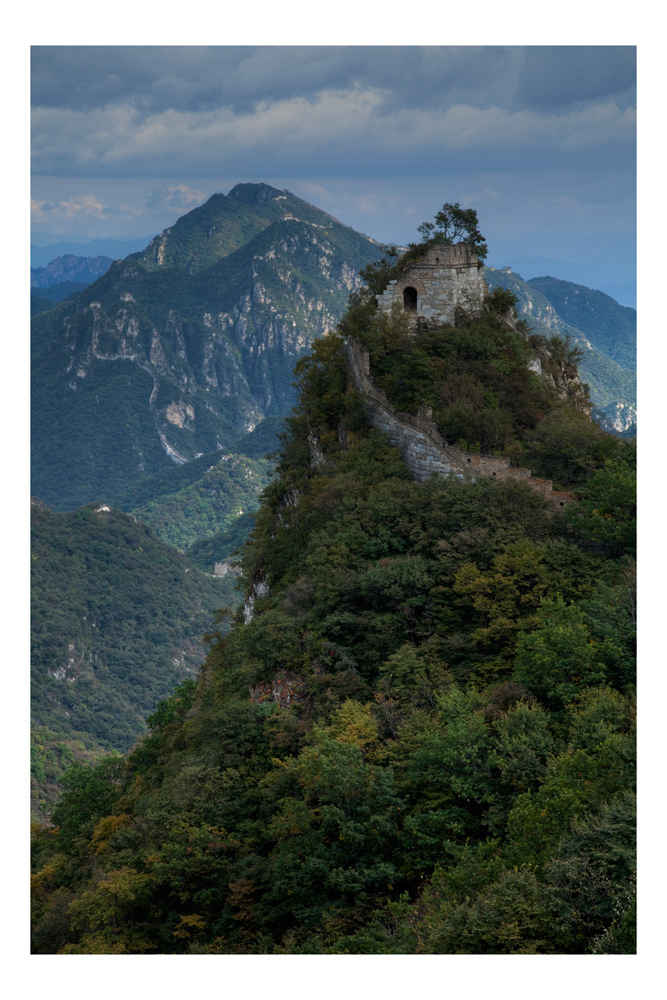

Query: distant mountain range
[487,255,636,308]
[31,254,114,289]
[485,268,635,434]
[31,257,117,317]
[31,186,636,521]
[31,235,155,268]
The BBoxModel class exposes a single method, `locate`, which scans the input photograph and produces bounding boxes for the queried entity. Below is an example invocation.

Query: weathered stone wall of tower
[376,243,487,329]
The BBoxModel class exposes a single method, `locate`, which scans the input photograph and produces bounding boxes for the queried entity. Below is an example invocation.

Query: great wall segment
[344,337,576,511]
[348,241,578,508]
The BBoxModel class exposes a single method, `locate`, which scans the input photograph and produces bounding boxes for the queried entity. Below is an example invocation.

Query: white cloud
[31,87,635,180]
[146,183,207,210]
[31,192,109,223]
[297,181,335,203]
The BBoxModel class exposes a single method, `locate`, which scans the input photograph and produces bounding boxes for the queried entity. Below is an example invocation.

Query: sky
[30,44,636,297]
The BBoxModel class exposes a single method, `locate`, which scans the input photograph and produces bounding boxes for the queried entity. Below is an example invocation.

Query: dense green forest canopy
[116,451,272,553]
[31,240,635,955]
[30,502,236,818]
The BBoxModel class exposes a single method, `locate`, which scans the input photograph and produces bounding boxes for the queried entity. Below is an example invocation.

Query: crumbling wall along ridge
[344,337,576,510]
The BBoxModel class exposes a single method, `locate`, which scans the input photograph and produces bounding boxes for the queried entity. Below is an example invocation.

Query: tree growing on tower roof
[417,203,488,260]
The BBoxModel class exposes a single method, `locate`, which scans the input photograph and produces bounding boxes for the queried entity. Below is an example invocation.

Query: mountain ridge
[31,236,155,268]
[31,254,114,289]
[485,268,635,433]
[31,188,382,510]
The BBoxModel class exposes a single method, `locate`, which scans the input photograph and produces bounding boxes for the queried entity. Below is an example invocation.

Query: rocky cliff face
[31,188,382,509]
[211,220,366,412]
[485,268,636,434]
[527,340,592,413]
[66,259,263,462]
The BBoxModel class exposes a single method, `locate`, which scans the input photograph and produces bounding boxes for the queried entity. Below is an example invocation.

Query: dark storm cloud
[514,46,636,110]
[32,46,246,114]
[30,45,636,181]
[31,46,635,116]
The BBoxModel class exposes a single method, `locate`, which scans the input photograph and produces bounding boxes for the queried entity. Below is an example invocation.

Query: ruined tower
[376,242,487,331]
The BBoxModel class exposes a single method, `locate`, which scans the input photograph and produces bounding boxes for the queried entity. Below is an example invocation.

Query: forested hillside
[31,245,635,954]
[526,276,636,371]
[485,268,636,434]
[30,500,235,818]
[115,449,272,552]
[108,419,284,562]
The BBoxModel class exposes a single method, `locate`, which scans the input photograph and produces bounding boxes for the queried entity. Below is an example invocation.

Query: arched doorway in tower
[403,286,418,312]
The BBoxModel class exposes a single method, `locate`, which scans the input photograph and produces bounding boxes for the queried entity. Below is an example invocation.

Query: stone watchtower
[376,242,487,331]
